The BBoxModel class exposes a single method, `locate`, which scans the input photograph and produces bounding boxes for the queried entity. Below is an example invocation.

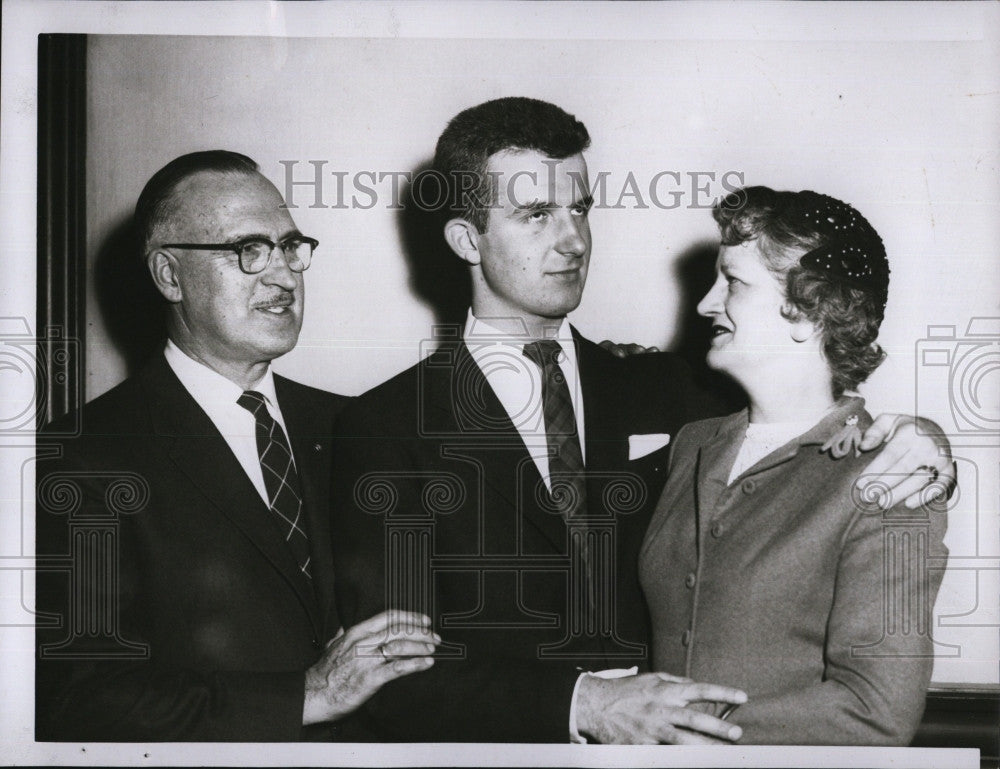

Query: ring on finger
[918,465,940,484]
[378,644,389,661]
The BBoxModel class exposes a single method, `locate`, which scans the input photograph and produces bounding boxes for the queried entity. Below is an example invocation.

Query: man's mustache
[252,293,296,310]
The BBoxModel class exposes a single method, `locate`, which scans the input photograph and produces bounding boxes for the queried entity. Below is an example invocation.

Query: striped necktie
[237,390,311,579]
[522,340,588,522]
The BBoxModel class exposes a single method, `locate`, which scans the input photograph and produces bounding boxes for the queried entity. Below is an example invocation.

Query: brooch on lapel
[821,414,862,459]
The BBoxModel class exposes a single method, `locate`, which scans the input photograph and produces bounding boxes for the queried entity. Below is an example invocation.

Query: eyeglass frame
[159,235,319,275]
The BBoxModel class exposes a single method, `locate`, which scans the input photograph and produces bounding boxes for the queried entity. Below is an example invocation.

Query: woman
[639,186,948,745]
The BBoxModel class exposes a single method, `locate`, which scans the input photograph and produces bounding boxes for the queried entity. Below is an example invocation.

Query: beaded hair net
[795,192,890,312]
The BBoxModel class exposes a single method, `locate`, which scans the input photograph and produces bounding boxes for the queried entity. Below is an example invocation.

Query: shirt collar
[463,309,577,364]
[163,339,279,409]
[713,395,869,448]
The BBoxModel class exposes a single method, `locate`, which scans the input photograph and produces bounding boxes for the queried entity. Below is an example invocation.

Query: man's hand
[599,340,660,358]
[857,414,955,509]
[302,610,439,726]
[576,672,747,744]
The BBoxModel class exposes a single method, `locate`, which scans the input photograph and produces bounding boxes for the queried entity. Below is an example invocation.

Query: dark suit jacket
[640,398,948,745]
[35,354,350,741]
[329,330,721,741]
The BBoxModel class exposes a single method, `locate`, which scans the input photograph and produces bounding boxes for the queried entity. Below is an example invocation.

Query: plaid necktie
[522,340,588,522]
[237,390,311,579]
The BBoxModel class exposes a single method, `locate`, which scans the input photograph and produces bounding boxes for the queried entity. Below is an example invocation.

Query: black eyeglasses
[161,235,319,274]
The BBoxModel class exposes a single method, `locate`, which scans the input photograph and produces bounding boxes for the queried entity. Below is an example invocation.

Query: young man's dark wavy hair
[433,97,590,233]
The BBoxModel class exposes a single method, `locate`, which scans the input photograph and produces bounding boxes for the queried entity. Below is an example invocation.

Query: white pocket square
[628,433,671,460]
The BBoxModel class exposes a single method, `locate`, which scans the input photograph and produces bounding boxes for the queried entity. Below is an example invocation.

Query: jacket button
[681,629,692,647]
[742,479,756,494]
[711,522,724,538]
[685,572,696,588]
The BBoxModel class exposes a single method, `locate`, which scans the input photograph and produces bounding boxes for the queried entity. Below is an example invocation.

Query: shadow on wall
[669,239,747,413]
[397,160,471,332]
[93,214,167,378]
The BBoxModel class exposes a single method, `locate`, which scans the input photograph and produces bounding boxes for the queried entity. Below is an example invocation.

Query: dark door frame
[36,33,87,428]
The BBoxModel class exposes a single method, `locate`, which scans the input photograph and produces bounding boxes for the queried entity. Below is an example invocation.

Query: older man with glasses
[35,150,439,742]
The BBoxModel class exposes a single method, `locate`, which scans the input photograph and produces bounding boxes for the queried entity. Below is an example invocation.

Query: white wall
[85,29,999,683]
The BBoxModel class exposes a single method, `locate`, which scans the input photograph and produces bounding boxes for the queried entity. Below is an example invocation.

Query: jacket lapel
[431,341,567,553]
[727,396,871,482]
[694,410,746,541]
[692,398,869,543]
[574,330,628,479]
[730,441,800,481]
[574,330,653,537]
[276,375,338,634]
[141,357,322,635]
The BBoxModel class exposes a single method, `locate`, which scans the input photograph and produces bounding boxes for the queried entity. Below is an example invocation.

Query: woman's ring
[919,465,940,484]
[378,645,389,661]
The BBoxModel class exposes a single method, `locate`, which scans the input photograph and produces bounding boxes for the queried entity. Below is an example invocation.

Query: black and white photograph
[2,1,998,766]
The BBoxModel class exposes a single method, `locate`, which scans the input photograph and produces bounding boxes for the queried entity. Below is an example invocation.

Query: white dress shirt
[163,339,294,505]
[463,310,585,490]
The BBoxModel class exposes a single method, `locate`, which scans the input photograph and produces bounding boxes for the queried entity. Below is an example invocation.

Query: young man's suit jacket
[329,329,721,742]
[35,353,351,741]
